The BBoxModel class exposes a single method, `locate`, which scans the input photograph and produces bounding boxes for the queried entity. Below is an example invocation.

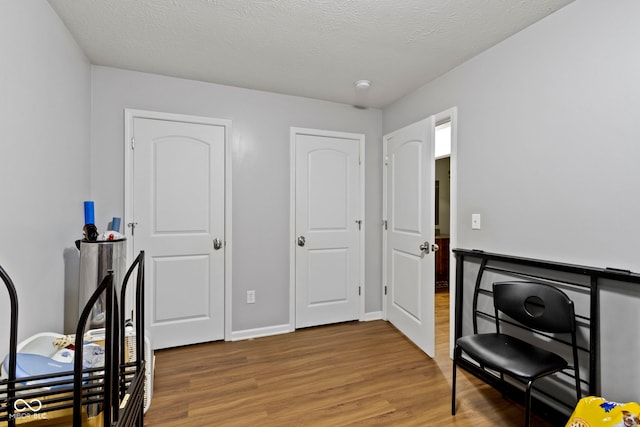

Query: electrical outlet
[471,213,481,230]
[247,290,256,304]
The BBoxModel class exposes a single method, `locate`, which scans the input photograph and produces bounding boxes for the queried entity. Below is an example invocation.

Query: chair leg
[451,346,458,415]
[524,380,534,427]
[575,369,582,404]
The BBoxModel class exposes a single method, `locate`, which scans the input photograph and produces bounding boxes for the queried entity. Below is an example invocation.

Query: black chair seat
[456,333,568,380]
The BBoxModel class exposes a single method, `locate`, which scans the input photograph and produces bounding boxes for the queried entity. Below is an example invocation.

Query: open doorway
[434,120,451,292]
[433,111,456,359]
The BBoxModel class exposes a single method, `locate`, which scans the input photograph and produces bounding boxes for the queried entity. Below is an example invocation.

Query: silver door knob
[213,238,223,250]
[432,243,440,252]
[297,236,306,247]
[419,241,430,254]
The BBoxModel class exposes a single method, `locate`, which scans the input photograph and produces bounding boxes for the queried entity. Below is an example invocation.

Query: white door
[129,114,227,349]
[293,129,363,328]
[383,117,436,356]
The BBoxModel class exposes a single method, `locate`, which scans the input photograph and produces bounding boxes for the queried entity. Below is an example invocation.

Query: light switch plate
[471,213,481,230]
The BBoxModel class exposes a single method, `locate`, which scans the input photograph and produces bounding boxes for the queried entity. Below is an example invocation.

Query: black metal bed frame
[0,251,145,427]
[453,248,640,424]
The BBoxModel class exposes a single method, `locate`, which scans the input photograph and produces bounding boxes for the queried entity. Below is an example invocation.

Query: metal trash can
[78,239,126,328]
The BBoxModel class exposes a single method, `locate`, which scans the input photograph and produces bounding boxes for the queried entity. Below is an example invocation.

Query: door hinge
[358,285,361,296]
[127,222,138,236]
[382,220,388,230]
[384,155,389,166]
[384,285,387,295]
[355,219,362,230]
[131,137,135,150]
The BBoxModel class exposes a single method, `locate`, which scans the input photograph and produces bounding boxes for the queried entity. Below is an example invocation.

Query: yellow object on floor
[566,396,640,427]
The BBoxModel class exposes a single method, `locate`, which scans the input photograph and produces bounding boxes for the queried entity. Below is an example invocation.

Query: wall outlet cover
[247,290,256,304]
[471,213,481,230]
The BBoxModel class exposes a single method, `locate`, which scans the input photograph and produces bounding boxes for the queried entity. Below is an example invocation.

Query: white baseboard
[230,323,291,341]
[230,314,384,341]
[361,311,383,321]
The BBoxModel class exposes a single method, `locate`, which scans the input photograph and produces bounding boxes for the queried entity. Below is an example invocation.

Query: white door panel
[384,117,435,357]
[153,255,210,321]
[293,130,363,328]
[308,149,349,230]
[392,140,423,232]
[131,116,226,349]
[391,249,422,321]
[153,138,211,232]
[307,248,348,304]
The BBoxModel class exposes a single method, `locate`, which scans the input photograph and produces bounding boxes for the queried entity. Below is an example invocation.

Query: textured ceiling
[48,0,574,108]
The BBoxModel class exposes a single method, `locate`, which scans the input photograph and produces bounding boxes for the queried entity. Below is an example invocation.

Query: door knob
[419,241,430,254]
[432,243,440,252]
[213,238,223,250]
[297,236,306,247]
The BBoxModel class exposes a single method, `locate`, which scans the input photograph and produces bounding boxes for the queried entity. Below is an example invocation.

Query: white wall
[383,0,640,401]
[90,66,383,333]
[0,2,91,357]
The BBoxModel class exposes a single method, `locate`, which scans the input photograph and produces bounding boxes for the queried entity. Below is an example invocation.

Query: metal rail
[1,251,146,427]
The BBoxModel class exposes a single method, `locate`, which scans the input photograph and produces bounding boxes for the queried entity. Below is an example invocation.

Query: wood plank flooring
[143,292,555,426]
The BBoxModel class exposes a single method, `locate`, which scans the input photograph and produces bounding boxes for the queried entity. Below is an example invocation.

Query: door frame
[382,107,457,357]
[436,107,458,358]
[289,127,366,331]
[124,108,233,341]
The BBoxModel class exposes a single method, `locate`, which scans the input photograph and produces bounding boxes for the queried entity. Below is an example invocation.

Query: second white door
[293,129,363,328]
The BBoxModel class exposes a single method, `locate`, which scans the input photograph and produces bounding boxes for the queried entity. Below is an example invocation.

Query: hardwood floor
[143,292,555,426]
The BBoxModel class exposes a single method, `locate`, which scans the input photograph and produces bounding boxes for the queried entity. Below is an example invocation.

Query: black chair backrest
[493,281,575,334]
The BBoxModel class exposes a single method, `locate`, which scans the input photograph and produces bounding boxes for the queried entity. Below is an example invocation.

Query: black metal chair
[451,281,581,427]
